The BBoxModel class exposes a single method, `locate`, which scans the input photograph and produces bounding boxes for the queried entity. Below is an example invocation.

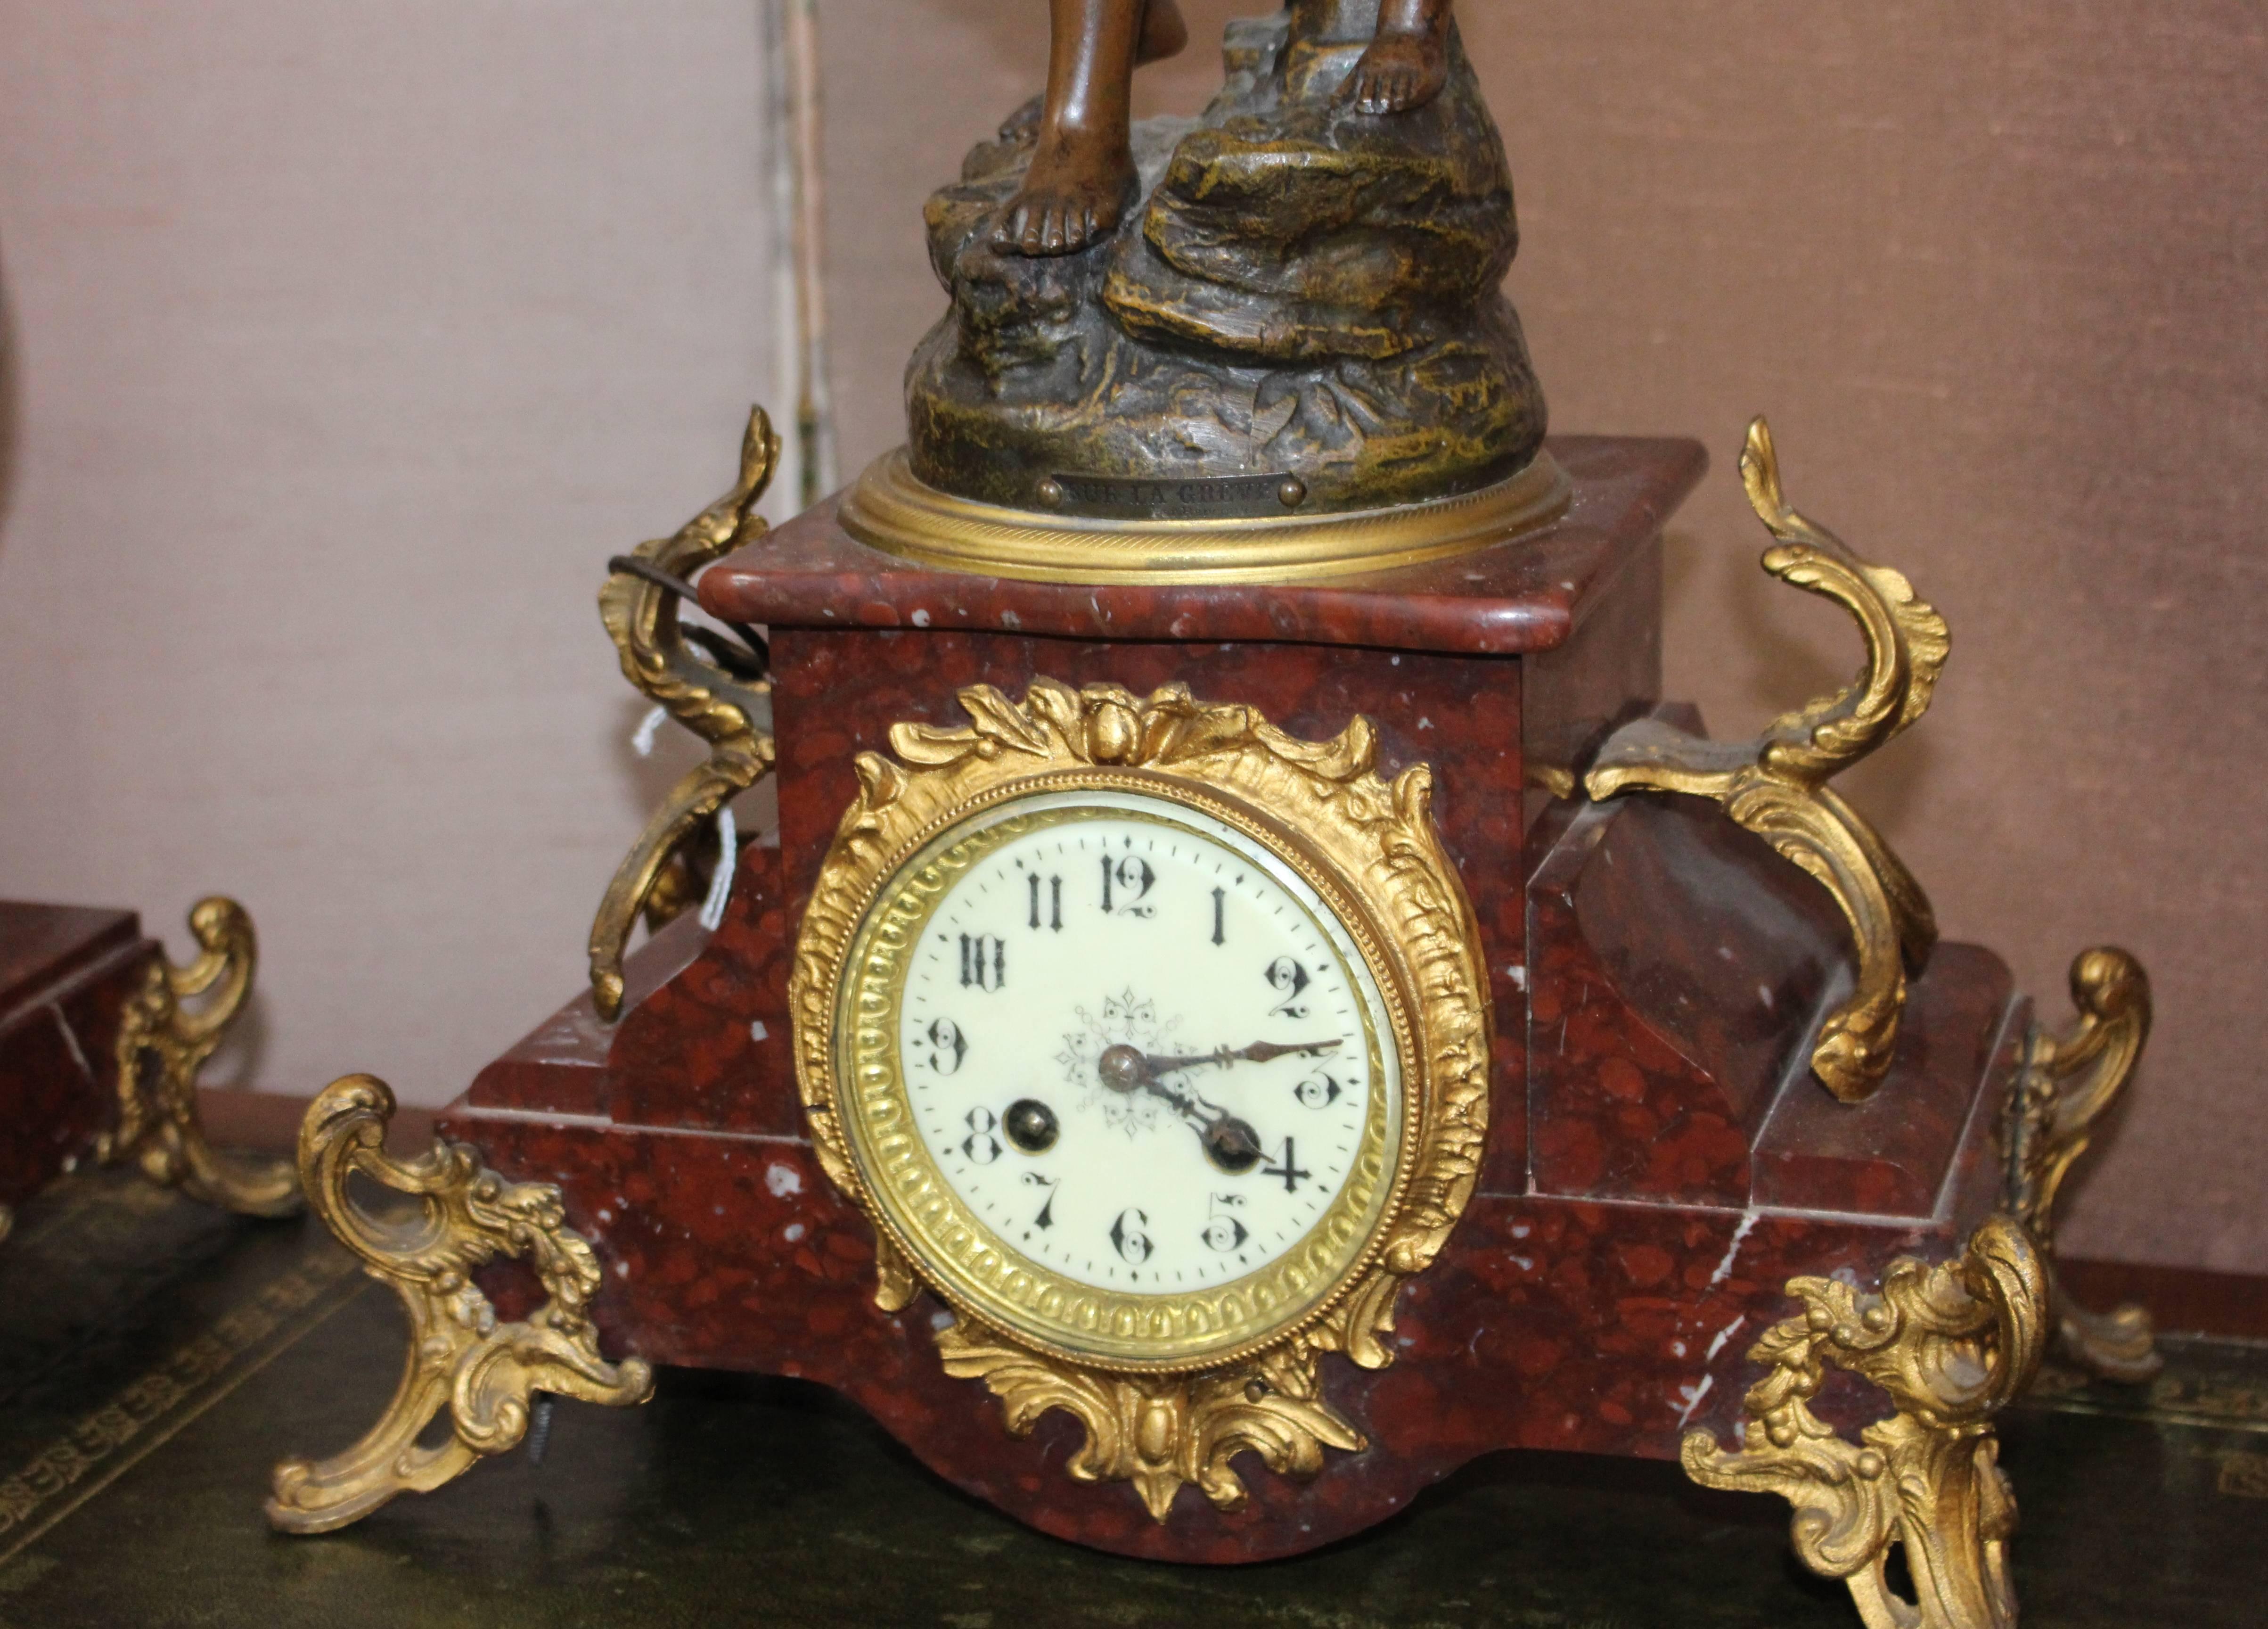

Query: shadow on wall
[0,238,18,551]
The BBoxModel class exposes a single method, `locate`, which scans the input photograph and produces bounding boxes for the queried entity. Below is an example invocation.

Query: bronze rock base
[909,5,1547,517]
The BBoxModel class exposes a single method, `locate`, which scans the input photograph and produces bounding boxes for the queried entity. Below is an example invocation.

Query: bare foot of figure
[993,0,1187,257]
[994,142,1137,256]
[1350,0,1452,115]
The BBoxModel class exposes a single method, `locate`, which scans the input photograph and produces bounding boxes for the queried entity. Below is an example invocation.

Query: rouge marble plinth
[446,1094,2000,1562]
[429,436,2024,1562]
[442,887,2013,1561]
[697,436,1703,659]
[0,902,158,1213]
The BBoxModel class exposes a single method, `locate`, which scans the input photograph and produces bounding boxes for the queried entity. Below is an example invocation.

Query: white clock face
[854,786,1404,1341]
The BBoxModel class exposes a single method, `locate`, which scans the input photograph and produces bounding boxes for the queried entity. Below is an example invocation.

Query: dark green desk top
[0,1168,2260,1629]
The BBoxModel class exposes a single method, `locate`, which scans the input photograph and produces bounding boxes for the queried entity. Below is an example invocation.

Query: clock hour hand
[1096,1044,1266,1174]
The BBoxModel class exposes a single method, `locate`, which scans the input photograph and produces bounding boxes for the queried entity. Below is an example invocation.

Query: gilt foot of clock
[103,897,302,1218]
[0,896,298,1234]
[2002,947,2162,1383]
[265,1076,654,1535]
[1682,1215,2047,1629]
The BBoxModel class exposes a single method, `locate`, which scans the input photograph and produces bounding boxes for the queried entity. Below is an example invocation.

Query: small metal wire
[606,556,769,681]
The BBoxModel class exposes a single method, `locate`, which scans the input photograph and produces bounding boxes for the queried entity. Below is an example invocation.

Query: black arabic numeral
[924,1018,968,1075]
[1201,1193,1250,1253]
[1100,855,1155,916]
[1110,1208,1152,1265]
[1293,1071,1342,1109]
[1261,1136,1312,1194]
[1265,955,1311,1019]
[1211,886,1225,946]
[962,1106,1002,1164]
[1022,1172,1059,1230]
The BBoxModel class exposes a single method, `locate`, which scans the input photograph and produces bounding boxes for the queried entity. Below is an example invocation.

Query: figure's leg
[994,0,1185,256]
[1137,0,1187,65]
[1349,0,1453,115]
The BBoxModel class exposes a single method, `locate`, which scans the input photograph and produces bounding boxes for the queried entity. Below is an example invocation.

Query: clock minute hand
[1140,1038,1343,1075]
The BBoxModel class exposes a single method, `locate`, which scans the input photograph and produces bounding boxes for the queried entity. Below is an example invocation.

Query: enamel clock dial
[832,782,1409,1370]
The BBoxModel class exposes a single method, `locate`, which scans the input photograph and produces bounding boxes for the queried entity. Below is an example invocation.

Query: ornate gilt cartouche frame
[789,678,1491,1521]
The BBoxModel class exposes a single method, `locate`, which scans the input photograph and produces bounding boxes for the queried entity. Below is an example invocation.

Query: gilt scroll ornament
[589,407,780,1020]
[267,1075,653,1533]
[100,897,300,1217]
[791,678,1490,1520]
[1586,418,1948,1102]
[2002,947,2161,1382]
[1682,1216,2048,1629]
[936,1322,1366,1523]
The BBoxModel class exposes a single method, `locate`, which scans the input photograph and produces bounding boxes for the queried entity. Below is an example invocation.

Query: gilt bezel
[827,776,1411,1372]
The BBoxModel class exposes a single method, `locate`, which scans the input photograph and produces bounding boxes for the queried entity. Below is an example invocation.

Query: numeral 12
[1101,855,1155,915]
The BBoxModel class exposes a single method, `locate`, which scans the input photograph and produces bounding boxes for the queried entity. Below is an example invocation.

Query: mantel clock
[268,8,2159,1627]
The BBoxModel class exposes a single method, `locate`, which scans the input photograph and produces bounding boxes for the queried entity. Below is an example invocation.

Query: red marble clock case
[442,437,2019,1563]
[0,903,163,1211]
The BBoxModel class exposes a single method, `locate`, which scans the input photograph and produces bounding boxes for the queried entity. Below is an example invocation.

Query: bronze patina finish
[995,0,1193,258]
[998,0,1454,257]
[903,0,1547,521]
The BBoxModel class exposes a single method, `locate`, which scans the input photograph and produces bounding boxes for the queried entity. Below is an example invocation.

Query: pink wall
[0,3,787,1111]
